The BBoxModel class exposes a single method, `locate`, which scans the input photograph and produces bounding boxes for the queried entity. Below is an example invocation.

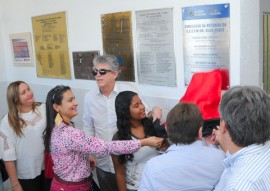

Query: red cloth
[44,151,54,178]
[180,69,222,120]
[221,68,229,90]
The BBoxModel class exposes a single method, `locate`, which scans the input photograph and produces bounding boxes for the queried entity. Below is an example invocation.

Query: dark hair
[202,118,220,137]
[166,103,203,144]
[43,85,71,152]
[219,86,270,147]
[115,91,156,164]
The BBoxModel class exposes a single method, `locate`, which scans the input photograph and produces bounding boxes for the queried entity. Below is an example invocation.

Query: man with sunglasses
[83,55,162,191]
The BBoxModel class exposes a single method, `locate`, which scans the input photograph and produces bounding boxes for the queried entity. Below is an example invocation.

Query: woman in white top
[112,91,162,191]
[0,81,49,191]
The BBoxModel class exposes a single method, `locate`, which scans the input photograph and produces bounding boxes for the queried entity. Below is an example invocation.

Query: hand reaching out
[140,136,164,148]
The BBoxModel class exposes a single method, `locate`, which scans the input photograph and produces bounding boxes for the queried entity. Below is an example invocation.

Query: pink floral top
[51,121,141,182]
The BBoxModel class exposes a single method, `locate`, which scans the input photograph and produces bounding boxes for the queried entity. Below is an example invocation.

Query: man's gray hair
[93,55,120,72]
[220,86,270,147]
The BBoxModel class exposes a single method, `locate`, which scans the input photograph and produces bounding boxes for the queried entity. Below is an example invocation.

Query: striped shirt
[214,141,270,191]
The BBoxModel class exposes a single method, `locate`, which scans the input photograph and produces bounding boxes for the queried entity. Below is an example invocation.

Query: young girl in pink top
[43,85,163,191]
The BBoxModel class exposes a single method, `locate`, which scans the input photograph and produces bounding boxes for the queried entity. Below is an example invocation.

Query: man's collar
[97,83,118,96]
[224,141,270,168]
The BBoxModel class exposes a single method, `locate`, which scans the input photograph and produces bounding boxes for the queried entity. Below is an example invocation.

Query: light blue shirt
[139,140,225,191]
[214,141,270,191]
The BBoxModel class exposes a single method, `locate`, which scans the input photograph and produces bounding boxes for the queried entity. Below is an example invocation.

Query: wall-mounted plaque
[73,51,99,80]
[101,11,134,81]
[136,8,176,86]
[32,11,71,79]
[182,4,230,89]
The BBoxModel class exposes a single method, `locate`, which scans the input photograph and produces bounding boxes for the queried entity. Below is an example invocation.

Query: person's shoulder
[0,114,12,133]
[85,89,97,96]
[146,151,166,165]
[207,145,225,154]
[59,123,82,136]
[142,153,167,175]
[84,88,99,100]
[203,145,226,160]
[34,103,46,116]
[37,102,46,110]
[1,113,8,121]
[0,114,8,125]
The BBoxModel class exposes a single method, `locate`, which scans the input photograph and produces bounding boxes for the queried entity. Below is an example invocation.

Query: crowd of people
[0,55,269,191]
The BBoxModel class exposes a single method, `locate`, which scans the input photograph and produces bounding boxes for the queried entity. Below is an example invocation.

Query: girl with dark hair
[0,81,49,191]
[112,91,162,191]
[43,86,163,191]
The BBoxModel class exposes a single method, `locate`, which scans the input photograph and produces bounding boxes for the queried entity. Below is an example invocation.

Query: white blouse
[0,103,46,179]
[125,136,160,190]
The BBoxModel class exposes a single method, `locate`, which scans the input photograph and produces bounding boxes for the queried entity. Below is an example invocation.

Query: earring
[55,113,63,126]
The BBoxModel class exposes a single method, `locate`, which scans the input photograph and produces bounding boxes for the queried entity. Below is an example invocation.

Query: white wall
[0,3,6,82]
[240,0,261,86]
[0,0,267,125]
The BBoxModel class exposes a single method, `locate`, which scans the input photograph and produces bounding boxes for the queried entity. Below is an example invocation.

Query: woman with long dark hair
[112,91,162,191]
[43,85,163,191]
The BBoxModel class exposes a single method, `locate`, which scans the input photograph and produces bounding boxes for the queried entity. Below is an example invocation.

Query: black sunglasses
[92,68,112,76]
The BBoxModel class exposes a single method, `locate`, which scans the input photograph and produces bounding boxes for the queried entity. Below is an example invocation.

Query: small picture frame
[9,32,34,66]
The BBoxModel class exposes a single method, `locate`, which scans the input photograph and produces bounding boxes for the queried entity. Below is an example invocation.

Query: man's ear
[198,127,203,140]
[113,71,119,80]
[220,120,228,135]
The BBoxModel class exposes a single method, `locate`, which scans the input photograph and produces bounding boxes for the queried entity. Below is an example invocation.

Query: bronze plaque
[73,51,99,80]
[101,11,134,81]
[32,12,71,79]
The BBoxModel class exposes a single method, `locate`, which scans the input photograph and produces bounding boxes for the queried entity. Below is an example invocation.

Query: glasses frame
[92,68,112,76]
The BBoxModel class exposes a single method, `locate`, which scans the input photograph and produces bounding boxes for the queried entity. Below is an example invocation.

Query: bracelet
[11,181,19,189]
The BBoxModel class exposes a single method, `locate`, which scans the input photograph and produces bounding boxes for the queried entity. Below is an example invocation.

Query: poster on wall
[72,51,99,80]
[136,8,176,86]
[101,11,134,81]
[9,32,34,67]
[182,4,230,87]
[32,11,71,79]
